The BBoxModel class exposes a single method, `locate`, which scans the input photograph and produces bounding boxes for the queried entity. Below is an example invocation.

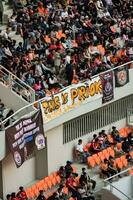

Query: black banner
[115,65,129,87]
[6,111,45,167]
[100,71,114,104]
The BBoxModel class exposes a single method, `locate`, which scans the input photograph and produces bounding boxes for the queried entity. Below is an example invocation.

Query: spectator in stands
[0,99,5,119]
[126,154,133,165]
[58,166,66,179]
[17,186,27,200]
[100,159,115,178]
[4,109,14,127]
[76,139,90,163]
[122,138,130,153]
[98,132,107,148]
[66,173,81,200]
[108,156,118,175]
[6,194,11,200]
[36,190,46,200]
[77,183,95,200]
[81,168,96,190]
[56,185,70,200]
[47,192,58,200]
[111,126,123,142]
[65,161,78,178]
[65,161,73,178]
[11,192,19,200]
[90,138,103,153]
[128,132,133,146]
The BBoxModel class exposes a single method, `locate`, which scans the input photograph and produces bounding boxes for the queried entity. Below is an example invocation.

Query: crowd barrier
[0,65,35,103]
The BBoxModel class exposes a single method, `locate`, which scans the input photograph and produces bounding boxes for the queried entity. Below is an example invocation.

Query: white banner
[41,76,102,122]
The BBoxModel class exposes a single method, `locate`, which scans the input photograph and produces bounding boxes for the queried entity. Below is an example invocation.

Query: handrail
[0,60,133,127]
[107,183,132,200]
[0,65,34,91]
[0,65,35,102]
[104,167,132,182]
[103,167,133,200]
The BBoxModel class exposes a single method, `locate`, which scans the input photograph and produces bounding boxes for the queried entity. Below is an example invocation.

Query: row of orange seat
[87,147,115,168]
[25,172,61,199]
[83,126,132,152]
[25,165,77,199]
[88,147,133,174]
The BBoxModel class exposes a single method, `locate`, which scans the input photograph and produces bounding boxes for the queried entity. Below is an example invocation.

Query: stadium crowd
[0,0,133,99]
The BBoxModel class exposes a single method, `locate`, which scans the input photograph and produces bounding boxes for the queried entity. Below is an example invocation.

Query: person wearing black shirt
[122,138,130,153]
[128,132,133,146]
[36,190,46,200]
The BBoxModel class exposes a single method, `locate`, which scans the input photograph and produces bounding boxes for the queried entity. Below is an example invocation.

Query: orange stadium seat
[125,127,132,134]
[129,151,133,158]
[98,152,105,162]
[119,128,127,137]
[87,156,96,168]
[115,158,123,169]
[55,175,61,184]
[120,155,128,168]
[102,149,110,160]
[92,154,101,165]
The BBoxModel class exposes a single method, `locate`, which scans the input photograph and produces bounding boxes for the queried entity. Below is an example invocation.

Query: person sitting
[65,161,78,178]
[17,186,27,200]
[126,154,133,165]
[81,168,96,190]
[128,132,133,147]
[122,138,130,153]
[66,173,81,200]
[90,138,102,153]
[98,132,106,148]
[77,184,95,200]
[58,166,66,179]
[111,126,123,142]
[100,159,112,178]
[36,190,46,200]
[65,161,73,178]
[108,156,118,176]
[0,99,5,120]
[76,139,90,163]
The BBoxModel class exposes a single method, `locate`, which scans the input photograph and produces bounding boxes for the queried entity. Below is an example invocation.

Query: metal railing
[0,60,133,128]
[0,65,35,103]
[103,167,133,200]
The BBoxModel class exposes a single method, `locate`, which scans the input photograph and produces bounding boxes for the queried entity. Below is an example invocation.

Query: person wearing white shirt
[76,139,90,163]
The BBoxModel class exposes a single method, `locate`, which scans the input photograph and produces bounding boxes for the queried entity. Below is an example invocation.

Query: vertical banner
[100,71,114,104]
[6,111,45,168]
[115,65,129,87]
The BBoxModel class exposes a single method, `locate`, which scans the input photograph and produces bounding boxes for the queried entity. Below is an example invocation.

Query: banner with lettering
[100,71,114,104]
[40,77,102,122]
[6,111,45,168]
[115,65,129,87]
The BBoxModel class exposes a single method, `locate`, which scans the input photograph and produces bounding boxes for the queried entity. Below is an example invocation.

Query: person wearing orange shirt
[100,159,111,178]
[38,2,49,15]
